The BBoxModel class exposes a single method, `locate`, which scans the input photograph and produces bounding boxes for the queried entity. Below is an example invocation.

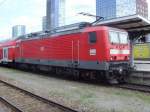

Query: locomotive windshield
[119,33,128,44]
[109,31,128,44]
[109,31,119,44]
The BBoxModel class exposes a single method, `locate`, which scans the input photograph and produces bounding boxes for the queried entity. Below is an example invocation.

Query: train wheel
[105,72,119,84]
[117,75,125,84]
[72,69,80,80]
[117,70,129,84]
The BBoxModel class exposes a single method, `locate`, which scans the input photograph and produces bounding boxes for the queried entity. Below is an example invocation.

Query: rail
[0,97,23,112]
[116,83,150,93]
[0,80,78,112]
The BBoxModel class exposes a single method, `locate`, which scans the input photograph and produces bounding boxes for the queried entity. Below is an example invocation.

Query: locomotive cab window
[88,32,97,44]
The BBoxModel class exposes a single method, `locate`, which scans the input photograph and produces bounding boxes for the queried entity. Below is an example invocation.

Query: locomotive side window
[88,32,97,44]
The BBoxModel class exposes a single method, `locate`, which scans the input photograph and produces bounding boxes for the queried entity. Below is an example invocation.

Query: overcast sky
[0,0,149,40]
[66,0,96,24]
[0,0,46,40]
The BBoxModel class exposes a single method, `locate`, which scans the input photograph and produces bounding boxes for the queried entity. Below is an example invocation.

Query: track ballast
[0,80,78,112]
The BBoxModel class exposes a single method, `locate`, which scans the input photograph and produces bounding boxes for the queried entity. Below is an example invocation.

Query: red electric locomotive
[0,22,130,83]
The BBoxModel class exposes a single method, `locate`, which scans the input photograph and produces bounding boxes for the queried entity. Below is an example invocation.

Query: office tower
[96,0,148,20]
[42,16,47,31]
[12,25,26,38]
[46,0,66,29]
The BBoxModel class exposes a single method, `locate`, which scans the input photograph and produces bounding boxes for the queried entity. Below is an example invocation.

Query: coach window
[88,32,97,44]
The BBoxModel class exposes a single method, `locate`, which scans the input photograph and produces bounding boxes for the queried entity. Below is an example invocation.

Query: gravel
[0,67,150,112]
[0,82,63,112]
[0,101,16,112]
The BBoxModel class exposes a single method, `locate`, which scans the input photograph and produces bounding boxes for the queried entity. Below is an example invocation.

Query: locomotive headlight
[125,56,130,60]
[110,56,117,61]
[110,56,113,61]
[128,56,130,60]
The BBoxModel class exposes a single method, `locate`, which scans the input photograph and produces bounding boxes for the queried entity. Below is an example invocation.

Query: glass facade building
[42,16,47,31]
[47,0,59,29]
[116,0,136,17]
[12,25,26,38]
[96,0,148,20]
[96,0,116,20]
[59,0,66,26]
[46,0,66,29]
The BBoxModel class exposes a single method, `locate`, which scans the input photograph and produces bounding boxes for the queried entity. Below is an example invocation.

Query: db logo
[40,47,45,51]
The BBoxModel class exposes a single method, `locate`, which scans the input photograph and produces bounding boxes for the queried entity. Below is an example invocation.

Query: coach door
[72,40,80,66]
[3,48,8,61]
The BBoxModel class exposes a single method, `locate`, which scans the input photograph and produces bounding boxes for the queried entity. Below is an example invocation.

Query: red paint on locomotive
[15,26,129,62]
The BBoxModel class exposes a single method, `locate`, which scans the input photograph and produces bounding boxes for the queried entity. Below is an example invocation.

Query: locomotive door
[72,40,80,66]
[3,48,8,61]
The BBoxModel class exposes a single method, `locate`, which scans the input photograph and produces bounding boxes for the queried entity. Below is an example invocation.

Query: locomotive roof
[0,22,126,45]
[15,22,116,41]
[0,40,16,47]
[16,22,91,40]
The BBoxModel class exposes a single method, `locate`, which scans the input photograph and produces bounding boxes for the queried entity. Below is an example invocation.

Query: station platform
[134,60,150,64]
[134,60,150,72]
[128,60,150,86]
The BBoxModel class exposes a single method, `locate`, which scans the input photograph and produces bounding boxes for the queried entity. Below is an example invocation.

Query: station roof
[96,15,150,34]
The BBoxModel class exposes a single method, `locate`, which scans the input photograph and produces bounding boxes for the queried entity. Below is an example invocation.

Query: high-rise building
[42,16,47,31]
[12,25,26,38]
[96,0,148,20]
[46,0,66,30]
[59,0,66,26]
[136,0,148,18]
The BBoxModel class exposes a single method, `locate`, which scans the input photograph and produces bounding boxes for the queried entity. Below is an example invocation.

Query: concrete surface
[0,67,150,112]
[134,60,150,71]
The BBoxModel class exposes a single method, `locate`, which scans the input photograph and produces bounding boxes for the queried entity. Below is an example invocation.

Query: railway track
[0,80,78,112]
[0,97,22,112]
[117,83,150,93]
[119,70,150,93]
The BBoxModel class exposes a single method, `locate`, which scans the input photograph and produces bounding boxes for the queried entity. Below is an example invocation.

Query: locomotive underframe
[15,58,130,71]
[13,58,130,83]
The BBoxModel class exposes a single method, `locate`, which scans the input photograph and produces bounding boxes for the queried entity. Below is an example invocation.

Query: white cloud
[0,0,46,40]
